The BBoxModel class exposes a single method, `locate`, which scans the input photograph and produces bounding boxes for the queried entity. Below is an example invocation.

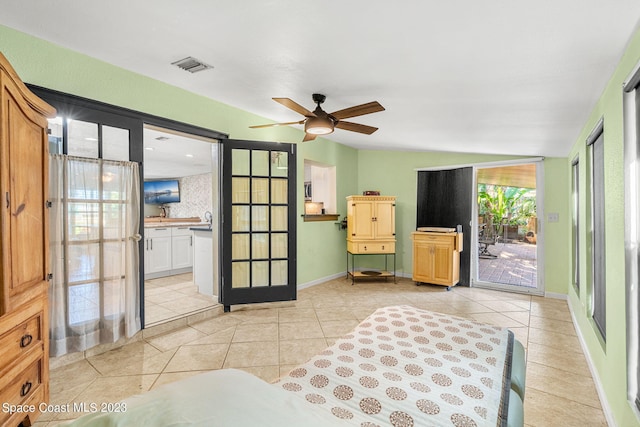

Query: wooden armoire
[0,52,55,426]
[346,195,396,283]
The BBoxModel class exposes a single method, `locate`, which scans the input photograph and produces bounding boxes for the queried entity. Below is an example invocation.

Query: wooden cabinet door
[1,81,50,314]
[413,241,435,281]
[432,241,453,283]
[374,200,395,239]
[349,201,375,240]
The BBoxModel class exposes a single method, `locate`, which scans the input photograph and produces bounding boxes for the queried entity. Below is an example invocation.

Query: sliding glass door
[473,161,544,295]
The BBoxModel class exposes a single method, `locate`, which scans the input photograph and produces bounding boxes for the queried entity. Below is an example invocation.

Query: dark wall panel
[417,168,473,286]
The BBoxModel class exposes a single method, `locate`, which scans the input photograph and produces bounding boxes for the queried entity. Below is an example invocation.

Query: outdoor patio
[478,241,537,288]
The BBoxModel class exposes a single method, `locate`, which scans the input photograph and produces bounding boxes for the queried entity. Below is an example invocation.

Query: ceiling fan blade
[330,101,385,120]
[249,120,304,129]
[335,121,379,135]
[273,98,316,117]
[302,133,317,142]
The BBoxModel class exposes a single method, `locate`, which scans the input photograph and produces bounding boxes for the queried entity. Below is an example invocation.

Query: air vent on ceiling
[171,56,214,73]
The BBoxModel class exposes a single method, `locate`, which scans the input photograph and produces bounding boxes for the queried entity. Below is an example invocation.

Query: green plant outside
[477,184,536,228]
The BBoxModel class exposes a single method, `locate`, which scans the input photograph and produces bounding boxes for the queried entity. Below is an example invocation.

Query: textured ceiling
[2,1,640,157]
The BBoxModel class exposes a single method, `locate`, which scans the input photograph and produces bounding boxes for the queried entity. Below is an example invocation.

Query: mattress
[275,305,514,427]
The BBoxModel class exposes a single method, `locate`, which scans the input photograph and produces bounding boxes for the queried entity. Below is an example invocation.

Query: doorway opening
[142,125,220,326]
[473,162,543,294]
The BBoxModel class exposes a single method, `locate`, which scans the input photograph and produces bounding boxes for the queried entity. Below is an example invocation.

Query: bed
[65,305,524,427]
[275,305,523,426]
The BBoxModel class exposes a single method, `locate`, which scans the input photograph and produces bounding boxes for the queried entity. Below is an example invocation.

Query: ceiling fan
[250,94,385,142]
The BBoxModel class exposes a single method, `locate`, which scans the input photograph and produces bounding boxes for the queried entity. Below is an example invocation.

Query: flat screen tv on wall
[144,179,180,204]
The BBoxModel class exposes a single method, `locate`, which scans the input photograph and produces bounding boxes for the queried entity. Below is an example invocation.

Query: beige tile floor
[39,277,606,426]
[144,273,217,326]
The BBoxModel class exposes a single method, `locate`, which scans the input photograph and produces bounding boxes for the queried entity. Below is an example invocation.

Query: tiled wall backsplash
[144,173,212,220]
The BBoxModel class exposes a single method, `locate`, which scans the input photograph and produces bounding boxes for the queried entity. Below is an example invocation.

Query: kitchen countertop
[144,222,208,228]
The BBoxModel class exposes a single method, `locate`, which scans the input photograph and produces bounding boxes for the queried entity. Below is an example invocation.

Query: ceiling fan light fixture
[305,116,334,135]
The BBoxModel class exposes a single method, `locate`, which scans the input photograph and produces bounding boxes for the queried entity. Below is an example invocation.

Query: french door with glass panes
[221,140,296,311]
[46,108,144,355]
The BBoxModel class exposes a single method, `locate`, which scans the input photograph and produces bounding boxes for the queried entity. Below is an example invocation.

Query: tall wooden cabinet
[0,52,55,426]
[411,231,463,289]
[346,196,396,283]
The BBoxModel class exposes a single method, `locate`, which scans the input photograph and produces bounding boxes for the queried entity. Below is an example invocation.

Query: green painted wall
[565,23,640,427]
[355,151,570,295]
[297,141,358,284]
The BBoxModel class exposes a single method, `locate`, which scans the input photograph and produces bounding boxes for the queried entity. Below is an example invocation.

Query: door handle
[130,233,142,242]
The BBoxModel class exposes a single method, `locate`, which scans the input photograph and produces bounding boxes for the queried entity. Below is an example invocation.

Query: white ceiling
[143,127,215,179]
[2,1,640,157]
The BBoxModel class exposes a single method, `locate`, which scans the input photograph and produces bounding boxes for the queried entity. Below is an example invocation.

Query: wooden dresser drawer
[1,384,45,427]
[0,358,43,421]
[0,313,43,369]
[412,232,452,243]
[348,241,395,254]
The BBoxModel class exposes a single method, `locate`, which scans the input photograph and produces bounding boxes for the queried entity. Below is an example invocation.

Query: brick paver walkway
[478,242,537,288]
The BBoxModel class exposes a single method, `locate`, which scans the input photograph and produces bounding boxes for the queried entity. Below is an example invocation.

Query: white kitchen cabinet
[144,225,197,279]
[171,226,194,270]
[192,228,214,296]
[146,227,172,277]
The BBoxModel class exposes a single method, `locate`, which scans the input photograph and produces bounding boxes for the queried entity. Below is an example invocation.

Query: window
[587,120,606,341]
[623,66,640,412]
[571,156,580,294]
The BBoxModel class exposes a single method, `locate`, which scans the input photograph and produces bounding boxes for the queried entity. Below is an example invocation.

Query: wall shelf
[301,214,340,222]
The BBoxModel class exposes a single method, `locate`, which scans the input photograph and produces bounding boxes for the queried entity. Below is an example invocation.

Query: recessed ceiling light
[185,154,194,158]
[85,137,98,141]
[145,147,154,151]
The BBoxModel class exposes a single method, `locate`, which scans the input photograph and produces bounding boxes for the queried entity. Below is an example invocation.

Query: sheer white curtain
[49,154,141,357]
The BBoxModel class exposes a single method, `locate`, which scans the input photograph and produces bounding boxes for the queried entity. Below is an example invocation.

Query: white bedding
[62,368,349,427]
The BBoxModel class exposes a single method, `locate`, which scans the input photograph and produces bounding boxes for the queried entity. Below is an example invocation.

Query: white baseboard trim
[567,299,616,427]
[298,271,409,290]
[544,291,568,300]
[297,272,347,290]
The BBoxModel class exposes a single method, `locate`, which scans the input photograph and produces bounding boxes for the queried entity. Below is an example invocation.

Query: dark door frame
[28,85,227,327]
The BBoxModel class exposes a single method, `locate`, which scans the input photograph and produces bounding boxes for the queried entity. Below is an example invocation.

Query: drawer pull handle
[20,381,32,397]
[20,334,33,348]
